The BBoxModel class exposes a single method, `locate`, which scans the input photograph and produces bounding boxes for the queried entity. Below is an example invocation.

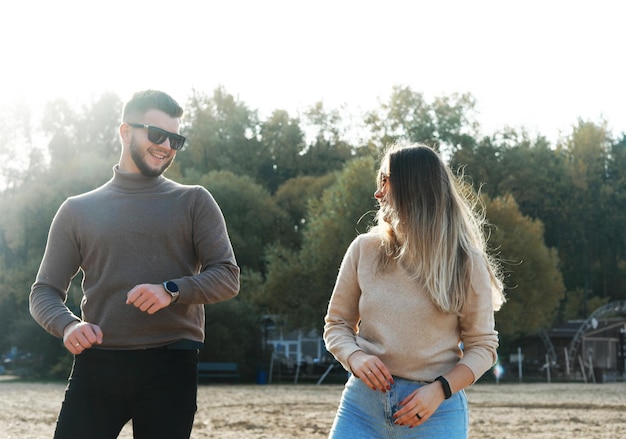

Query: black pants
[54,348,198,439]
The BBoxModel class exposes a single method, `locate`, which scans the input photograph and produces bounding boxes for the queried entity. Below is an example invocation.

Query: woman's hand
[393,365,474,427]
[392,381,445,427]
[347,351,394,392]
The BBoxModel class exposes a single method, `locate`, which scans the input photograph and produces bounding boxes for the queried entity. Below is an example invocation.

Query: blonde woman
[324,143,505,438]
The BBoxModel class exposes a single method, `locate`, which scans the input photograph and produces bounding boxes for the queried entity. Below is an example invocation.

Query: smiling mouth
[149,149,169,161]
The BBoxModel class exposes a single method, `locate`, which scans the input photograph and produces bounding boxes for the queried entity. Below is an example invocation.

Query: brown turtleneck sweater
[30,166,239,349]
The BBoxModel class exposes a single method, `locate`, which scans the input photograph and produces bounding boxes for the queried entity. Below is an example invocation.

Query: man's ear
[119,122,131,146]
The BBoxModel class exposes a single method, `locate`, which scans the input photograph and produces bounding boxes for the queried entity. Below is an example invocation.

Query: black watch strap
[435,376,452,399]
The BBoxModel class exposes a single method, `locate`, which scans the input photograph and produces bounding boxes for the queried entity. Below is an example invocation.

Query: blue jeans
[329,375,469,439]
[54,348,198,439]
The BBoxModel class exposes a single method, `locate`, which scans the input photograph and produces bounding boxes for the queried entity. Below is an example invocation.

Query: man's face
[123,109,180,177]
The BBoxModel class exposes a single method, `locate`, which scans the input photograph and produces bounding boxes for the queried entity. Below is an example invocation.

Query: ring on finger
[75,343,80,347]
[416,413,422,420]
[366,371,372,375]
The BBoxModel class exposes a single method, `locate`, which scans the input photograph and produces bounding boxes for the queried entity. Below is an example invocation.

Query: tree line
[0,85,624,379]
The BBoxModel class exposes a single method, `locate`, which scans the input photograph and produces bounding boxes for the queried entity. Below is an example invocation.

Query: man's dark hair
[122,90,183,122]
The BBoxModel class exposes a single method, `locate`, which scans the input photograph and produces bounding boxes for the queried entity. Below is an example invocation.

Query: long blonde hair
[371,143,505,314]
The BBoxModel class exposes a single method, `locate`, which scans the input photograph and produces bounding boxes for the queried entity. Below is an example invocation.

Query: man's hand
[126,283,172,314]
[63,321,103,354]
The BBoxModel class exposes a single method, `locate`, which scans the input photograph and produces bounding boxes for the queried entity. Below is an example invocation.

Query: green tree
[485,194,565,338]
[556,120,612,310]
[262,157,378,329]
[299,102,355,176]
[200,298,263,381]
[452,129,569,251]
[0,94,119,374]
[194,170,291,273]
[42,95,120,165]
[604,135,626,300]
[0,99,43,190]
[258,110,306,192]
[75,92,122,159]
[273,173,337,249]
[178,87,262,181]
[0,154,109,373]
[364,86,479,153]
[451,124,625,319]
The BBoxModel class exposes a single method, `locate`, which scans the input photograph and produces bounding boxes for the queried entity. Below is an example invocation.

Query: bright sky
[3,0,624,145]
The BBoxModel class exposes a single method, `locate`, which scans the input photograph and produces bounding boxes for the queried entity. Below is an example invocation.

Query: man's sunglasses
[128,123,186,150]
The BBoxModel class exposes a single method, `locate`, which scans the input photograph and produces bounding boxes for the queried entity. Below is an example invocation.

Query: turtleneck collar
[110,165,165,192]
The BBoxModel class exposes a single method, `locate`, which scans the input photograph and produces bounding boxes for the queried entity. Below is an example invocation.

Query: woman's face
[374,171,390,202]
[375,159,392,221]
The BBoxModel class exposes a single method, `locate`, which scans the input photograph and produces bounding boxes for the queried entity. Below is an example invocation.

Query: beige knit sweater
[323,233,499,383]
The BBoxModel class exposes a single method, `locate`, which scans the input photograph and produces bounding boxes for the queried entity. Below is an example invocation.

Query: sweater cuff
[53,315,82,339]
[458,354,495,383]
[336,348,365,373]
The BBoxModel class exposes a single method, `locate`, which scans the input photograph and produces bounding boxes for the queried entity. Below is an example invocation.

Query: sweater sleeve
[457,254,500,382]
[173,186,240,304]
[323,238,363,373]
[29,200,82,338]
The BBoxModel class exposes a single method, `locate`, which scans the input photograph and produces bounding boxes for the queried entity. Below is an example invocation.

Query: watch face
[165,281,179,293]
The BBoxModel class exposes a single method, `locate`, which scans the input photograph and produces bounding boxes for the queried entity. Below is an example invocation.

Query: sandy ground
[1,378,624,438]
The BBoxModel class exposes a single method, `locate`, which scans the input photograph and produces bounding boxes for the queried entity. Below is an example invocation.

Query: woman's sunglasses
[128,123,186,150]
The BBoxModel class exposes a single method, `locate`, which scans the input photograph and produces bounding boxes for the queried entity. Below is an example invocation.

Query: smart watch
[163,281,180,303]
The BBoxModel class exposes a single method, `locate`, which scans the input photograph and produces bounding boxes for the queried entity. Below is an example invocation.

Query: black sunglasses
[128,123,186,150]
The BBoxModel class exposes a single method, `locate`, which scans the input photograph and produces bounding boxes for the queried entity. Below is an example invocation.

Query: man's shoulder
[162,178,211,198]
[65,181,112,203]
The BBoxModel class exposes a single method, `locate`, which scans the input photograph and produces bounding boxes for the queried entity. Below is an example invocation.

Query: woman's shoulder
[349,232,382,253]
[339,233,383,271]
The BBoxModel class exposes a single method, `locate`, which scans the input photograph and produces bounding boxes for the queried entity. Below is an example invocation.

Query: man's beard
[130,137,174,177]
